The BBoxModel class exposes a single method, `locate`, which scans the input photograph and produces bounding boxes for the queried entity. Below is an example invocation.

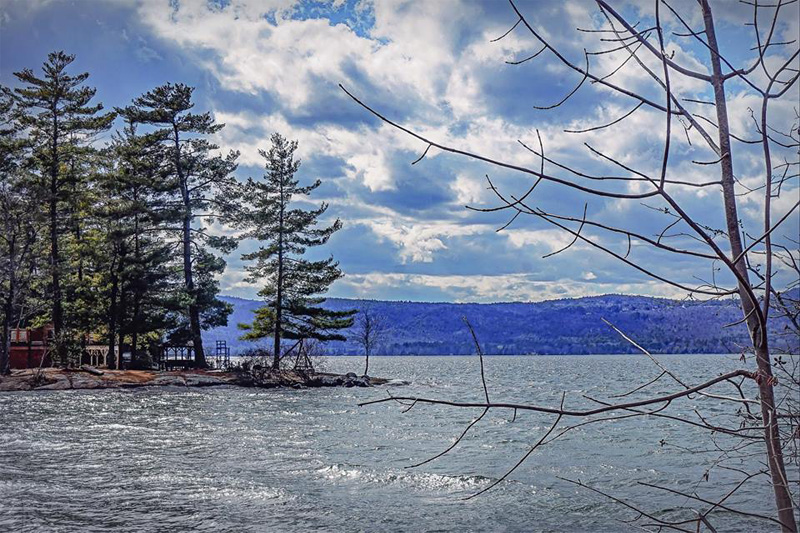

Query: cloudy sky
[2,0,798,303]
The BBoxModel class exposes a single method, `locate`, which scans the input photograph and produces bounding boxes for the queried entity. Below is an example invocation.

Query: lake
[0,355,780,532]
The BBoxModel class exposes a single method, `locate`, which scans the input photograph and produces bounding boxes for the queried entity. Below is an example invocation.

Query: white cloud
[126,0,799,301]
[362,218,490,263]
[450,173,486,205]
[214,109,417,191]
[335,271,688,303]
[505,228,573,253]
[135,0,489,113]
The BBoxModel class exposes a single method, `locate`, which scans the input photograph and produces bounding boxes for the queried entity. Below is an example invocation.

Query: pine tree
[62,149,107,359]
[0,87,44,374]
[13,52,115,365]
[120,84,239,367]
[239,133,354,370]
[99,120,182,368]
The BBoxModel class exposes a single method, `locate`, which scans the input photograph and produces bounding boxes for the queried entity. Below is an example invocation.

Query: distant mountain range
[204,293,798,356]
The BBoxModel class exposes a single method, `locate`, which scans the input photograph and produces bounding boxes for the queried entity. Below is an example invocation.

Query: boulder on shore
[305,373,371,388]
[0,367,389,392]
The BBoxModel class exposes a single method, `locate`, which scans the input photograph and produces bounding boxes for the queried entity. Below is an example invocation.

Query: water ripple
[0,355,776,532]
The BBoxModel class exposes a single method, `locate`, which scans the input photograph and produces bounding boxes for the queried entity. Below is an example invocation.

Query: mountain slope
[204,294,798,355]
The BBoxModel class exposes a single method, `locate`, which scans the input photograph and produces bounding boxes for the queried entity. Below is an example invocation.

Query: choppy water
[0,355,787,532]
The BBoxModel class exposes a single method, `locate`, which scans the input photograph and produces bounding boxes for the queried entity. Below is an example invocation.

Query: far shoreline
[318,352,742,357]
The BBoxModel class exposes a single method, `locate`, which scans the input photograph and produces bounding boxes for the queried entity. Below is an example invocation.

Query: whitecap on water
[317,463,490,493]
[384,379,411,386]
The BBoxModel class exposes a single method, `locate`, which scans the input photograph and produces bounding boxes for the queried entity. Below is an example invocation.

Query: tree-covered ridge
[210,293,799,356]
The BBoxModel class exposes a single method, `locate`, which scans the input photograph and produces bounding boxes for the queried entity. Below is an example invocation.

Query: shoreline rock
[0,368,391,392]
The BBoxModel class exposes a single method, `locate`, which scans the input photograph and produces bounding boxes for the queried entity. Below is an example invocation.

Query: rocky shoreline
[0,367,393,392]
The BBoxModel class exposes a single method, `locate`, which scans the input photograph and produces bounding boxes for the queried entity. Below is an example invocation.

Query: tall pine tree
[0,86,44,374]
[99,120,182,368]
[13,52,115,365]
[120,84,239,366]
[239,133,354,370]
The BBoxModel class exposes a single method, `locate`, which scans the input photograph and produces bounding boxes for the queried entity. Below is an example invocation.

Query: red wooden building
[9,325,53,368]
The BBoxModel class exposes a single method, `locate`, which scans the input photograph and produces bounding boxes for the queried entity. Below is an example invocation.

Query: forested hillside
[208,294,799,355]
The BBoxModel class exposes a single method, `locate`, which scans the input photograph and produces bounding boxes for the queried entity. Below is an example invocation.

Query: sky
[1,0,798,303]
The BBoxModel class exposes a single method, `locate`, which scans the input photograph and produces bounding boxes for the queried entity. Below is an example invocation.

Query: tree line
[0,51,353,373]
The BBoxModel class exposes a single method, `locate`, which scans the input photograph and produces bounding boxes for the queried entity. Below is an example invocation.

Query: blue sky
[1,0,798,303]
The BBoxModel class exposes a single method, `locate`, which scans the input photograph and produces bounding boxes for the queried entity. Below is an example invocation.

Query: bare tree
[342,0,799,530]
[353,306,386,376]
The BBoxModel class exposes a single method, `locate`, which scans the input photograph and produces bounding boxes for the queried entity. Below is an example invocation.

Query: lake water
[0,355,784,532]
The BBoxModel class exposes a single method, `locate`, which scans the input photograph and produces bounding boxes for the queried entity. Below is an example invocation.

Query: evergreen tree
[62,148,107,359]
[239,133,354,370]
[99,121,182,368]
[120,84,239,366]
[12,52,115,365]
[167,247,231,343]
[0,87,44,374]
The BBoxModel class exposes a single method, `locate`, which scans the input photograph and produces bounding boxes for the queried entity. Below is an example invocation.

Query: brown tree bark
[174,125,206,367]
[1,275,12,375]
[701,1,797,530]
[107,252,119,370]
[272,176,285,371]
[49,111,65,367]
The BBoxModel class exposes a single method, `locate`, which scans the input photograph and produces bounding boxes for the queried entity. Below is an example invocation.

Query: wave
[317,463,490,492]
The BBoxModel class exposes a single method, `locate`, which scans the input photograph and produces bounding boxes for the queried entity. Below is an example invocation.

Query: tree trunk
[183,211,205,367]
[74,200,86,366]
[1,293,11,375]
[131,213,141,362]
[49,129,65,367]
[273,175,285,371]
[26,329,32,369]
[131,295,140,363]
[107,254,119,370]
[175,126,205,368]
[702,2,797,530]
[1,232,16,375]
[273,238,283,371]
[118,256,127,371]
